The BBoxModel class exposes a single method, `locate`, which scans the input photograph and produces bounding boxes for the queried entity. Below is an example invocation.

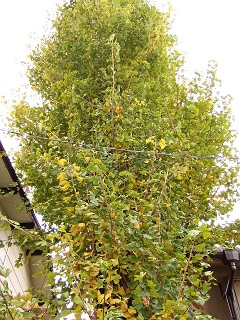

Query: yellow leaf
[158,139,166,149]
[104,289,112,301]
[59,225,66,232]
[97,291,104,303]
[146,136,155,145]
[110,298,121,304]
[96,309,103,318]
[156,217,161,226]
[134,223,140,229]
[62,196,72,203]
[110,212,118,220]
[78,223,85,230]
[100,221,109,227]
[121,302,128,312]
[176,175,183,181]
[115,106,123,113]
[118,286,125,296]
[73,164,80,171]
[57,172,66,181]
[128,307,137,315]
[58,158,67,166]
[181,166,189,173]
[90,270,99,277]
[22,293,32,301]
[59,179,67,186]
[60,181,71,191]
[125,315,136,320]
[77,176,84,183]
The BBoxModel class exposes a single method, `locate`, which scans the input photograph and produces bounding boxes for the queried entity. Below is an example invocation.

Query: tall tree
[8,0,239,318]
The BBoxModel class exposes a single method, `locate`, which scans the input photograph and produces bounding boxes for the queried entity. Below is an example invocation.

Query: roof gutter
[0,140,40,228]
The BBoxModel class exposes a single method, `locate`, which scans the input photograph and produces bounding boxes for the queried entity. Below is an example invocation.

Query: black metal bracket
[218,250,240,320]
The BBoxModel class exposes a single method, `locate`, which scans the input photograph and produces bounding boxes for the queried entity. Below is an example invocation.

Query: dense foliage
[5,0,240,318]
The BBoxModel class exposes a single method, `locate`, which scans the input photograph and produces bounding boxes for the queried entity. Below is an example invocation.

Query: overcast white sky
[0,0,239,222]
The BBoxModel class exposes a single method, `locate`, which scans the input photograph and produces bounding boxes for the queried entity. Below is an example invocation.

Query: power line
[0,128,239,163]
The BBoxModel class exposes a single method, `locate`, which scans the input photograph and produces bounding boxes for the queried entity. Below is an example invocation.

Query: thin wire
[0,229,26,295]
[1,128,239,162]
[2,237,9,265]
[0,214,36,289]
[10,232,33,291]
[4,249,25,294]
[0,250,18,295]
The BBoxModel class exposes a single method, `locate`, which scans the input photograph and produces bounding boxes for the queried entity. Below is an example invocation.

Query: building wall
[235,282,240,297]
[0,228,32,296]
[204,283,232,320]
[203,263,240,320]
[233,281,240,319]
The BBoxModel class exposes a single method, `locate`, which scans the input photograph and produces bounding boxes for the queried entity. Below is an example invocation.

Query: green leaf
[6,0,239,317]
[134,272,146,282]
[112,274,121,284]
[73,295,84,305]
[0,222,11,231]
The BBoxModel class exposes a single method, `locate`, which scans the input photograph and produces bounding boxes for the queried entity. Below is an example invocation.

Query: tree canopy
[5,0,240,318]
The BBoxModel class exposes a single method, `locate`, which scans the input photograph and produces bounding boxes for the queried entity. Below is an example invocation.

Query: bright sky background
[0,0,239,221]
